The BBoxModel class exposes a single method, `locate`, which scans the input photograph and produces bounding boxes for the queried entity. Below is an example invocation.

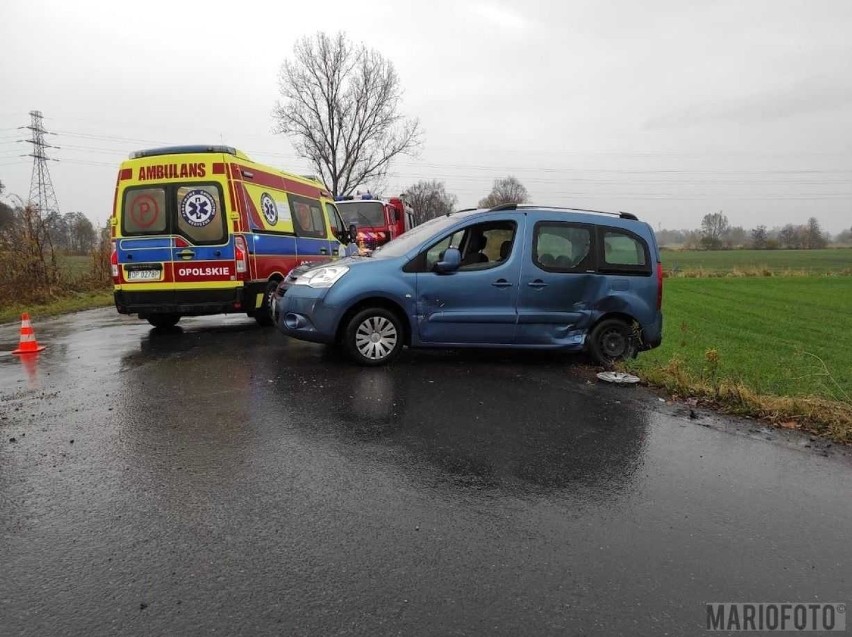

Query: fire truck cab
[334,193,415,250]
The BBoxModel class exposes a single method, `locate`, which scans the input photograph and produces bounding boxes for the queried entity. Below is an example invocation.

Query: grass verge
[0,289,114,324]
[627,276,852,443]
[661,247,852,275]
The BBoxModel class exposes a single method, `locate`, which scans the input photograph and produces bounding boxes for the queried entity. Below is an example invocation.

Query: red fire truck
[335,193,415,250]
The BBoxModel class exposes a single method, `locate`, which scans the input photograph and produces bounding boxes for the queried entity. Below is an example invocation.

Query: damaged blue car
[276,203,663,366]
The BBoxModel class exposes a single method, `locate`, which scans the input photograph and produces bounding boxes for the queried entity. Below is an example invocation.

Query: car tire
[344,308,403,366]
[255,280,280,327]
[588,318,636,365]
[147,314,180,329]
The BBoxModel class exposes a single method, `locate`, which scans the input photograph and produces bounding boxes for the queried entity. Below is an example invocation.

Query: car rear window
[598,228,651,274]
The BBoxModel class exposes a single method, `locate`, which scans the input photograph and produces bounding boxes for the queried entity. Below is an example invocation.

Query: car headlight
[293,265,349,289]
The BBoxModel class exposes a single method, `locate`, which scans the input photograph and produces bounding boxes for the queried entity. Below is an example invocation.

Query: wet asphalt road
[0,309,850,636]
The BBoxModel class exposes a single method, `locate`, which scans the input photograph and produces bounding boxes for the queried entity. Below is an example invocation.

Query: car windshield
[370,213,463,259]
[337,201,385,227]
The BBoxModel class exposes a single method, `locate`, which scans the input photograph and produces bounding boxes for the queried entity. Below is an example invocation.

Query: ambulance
[110,145,354,328]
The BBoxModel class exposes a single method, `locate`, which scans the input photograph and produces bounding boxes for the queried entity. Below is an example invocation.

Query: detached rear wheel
[589,319,636,365]
[147,314,180,329]
[255,280,280,327]
[344,308,403,366]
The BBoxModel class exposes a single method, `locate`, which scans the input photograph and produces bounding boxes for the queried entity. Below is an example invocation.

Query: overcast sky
[2,0,851,232]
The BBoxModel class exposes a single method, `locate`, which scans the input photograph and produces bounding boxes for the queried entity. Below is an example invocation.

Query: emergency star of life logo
[180,190,216,227]
[260,193,277,225]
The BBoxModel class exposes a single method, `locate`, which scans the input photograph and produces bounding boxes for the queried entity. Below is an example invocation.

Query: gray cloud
[646,76,852,129]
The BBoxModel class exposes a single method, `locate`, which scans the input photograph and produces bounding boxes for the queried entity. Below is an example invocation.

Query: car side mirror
[434,247,461,273]
[348,223,357,244]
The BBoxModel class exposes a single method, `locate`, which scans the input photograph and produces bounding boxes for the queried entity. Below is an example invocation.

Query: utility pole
[24,110,60,218]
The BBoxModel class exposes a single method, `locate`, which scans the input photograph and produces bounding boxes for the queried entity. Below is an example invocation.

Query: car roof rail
[447,207,479,216]
[486,203,639,221]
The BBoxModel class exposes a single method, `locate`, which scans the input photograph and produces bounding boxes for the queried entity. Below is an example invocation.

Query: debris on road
[596,371,640,385]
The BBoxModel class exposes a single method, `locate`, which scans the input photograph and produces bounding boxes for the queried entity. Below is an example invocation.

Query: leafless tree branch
[273,32,422,197]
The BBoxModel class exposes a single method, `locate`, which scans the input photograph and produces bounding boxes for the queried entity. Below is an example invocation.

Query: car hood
[282,255,376,286]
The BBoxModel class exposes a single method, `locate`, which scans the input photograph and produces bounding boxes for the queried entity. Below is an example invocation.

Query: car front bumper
[275,286,340,344]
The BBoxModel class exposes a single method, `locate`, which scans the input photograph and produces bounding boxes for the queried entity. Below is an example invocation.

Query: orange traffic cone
[12,313,46,355]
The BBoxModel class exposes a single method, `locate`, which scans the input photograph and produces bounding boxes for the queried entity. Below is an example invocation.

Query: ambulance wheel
[147,314,180,329]
[255,280,279,327]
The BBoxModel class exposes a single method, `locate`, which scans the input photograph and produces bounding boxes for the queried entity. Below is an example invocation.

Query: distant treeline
[656,212,851,249]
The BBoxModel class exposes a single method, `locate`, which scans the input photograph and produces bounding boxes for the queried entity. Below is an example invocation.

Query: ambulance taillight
[234,235,248,277]
[110,241,119,281]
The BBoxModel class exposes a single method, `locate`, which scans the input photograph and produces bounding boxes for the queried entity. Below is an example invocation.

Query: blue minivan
[275,204,663,366]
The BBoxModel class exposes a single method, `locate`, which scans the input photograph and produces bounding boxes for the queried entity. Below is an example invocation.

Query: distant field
[58,254,93,280]
[631,276,852,401]
[660,248,852,274]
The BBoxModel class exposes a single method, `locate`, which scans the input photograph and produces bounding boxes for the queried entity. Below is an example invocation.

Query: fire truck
[334,192,415,250]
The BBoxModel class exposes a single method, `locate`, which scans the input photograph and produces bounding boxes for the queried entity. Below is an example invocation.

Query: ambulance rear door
[170,182,237,293]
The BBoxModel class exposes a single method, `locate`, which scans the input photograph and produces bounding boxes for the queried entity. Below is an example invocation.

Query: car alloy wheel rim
[601,328,627,358]
[355,316,398,360]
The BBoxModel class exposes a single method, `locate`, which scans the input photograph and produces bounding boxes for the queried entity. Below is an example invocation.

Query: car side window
[404,220,518,273]
[425,231,463,271]
[458,221,517,271]
[533,223,593,272]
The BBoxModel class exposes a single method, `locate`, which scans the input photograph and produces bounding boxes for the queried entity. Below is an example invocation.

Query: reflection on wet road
[1,309,850,636]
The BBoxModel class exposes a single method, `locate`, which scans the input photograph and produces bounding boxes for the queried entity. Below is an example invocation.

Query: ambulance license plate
[127,269,161,281]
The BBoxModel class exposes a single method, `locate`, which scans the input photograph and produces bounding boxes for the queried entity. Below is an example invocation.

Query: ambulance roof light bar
[129,145,239,159]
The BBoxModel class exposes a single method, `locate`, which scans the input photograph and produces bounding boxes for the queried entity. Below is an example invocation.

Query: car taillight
[110,241,119,281]
[656,262,663,310]
[234,235,248,276]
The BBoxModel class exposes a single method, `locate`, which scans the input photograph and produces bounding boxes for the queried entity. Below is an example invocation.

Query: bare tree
[700,211,729,250]
[0,202,59,303]
[751,225,768,249]
[805,217,827,249]
[273,32,421,197]
[403,180,457,225]
[478,176,530,208]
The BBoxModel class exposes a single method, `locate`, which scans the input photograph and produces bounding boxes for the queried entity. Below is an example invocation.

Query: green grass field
[630,277,852,401]
[661,248,852,274]
[57,254,95,280]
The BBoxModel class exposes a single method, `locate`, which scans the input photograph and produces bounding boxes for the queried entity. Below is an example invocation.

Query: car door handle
[320,248,328,255]
[176,249,195,259]
[527,280,548,288]
[491,279,512,288]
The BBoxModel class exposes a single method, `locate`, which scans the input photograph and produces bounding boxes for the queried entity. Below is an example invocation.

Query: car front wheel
[344,308,403,366]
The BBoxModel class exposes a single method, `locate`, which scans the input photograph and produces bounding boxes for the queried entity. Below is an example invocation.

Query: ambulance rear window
[123,188,167,235]
[176,185,226,244]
